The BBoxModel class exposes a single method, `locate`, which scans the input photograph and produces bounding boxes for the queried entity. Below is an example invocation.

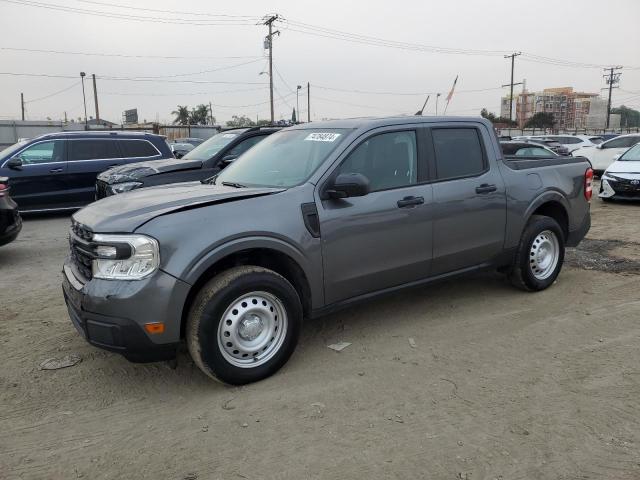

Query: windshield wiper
[221,181,246,188]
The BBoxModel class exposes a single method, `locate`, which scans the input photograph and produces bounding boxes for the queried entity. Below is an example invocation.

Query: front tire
[509,215,565,292]
[186,266,302,385]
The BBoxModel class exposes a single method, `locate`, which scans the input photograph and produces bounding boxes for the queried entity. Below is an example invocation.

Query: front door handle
[108,164,120,168]
[397,196,424,208]
[475,184,497,194]
[49,167,64,173]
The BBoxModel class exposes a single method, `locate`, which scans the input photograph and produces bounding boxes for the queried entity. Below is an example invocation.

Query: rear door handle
[475,184,497,194]
[49,167,64,173]
[397,196,424,208]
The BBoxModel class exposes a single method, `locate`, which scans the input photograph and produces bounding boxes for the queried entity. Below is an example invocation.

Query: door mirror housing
[6,157,23,170]
[326,173,370,199]
[221,154,238,166]
[612,153,622,162]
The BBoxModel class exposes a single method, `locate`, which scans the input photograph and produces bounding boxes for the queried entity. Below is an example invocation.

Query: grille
[69,222,94,281]
[95,180,109,200]
[610,177,640,196]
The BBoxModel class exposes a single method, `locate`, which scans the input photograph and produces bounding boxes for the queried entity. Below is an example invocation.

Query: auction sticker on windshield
[304,133,341,142]
[222,133,238,138]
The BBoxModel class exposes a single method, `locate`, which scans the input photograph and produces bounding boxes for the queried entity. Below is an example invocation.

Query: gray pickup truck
[62,117,593,384]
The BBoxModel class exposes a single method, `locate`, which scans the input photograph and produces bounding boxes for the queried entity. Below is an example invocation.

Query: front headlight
[92,234,159,280]
[108,181,143,195]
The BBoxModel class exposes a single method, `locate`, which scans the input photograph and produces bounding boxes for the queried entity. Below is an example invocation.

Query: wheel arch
[524,192,570,240]
[179,238,317,338]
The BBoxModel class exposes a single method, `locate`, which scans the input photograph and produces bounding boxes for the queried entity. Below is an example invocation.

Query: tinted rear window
[432,128,485,180]
[119,139,159,157]
[68,140,120,161]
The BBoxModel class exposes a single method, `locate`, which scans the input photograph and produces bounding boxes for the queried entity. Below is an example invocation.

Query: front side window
[432,128,485,180]
[17,140,64,165]
[216,129,348,188]
[619,144,640,162]
[119,140,159,158]
[589,137,603,145]
[336,130,417,191]
[183,130,246,161]
[603,136,640,149]
[69,140,120,161]
[227,135,267,157]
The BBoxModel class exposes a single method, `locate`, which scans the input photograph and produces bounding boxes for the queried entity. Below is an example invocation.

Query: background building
[504,86,605,130]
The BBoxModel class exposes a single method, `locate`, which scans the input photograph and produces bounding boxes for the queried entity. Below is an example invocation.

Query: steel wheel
[529,230,560,280]
[217,291,288,368]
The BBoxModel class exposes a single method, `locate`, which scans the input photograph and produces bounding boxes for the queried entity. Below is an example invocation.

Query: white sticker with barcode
[304,132,341,142]
[222,133,238,138]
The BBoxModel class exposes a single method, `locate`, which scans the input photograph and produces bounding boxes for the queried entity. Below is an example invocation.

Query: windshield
[619,144,640,161]
[182,130,246,161]
[216,128,349,188]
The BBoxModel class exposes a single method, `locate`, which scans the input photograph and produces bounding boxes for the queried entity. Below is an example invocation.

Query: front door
[318,128,434,305]
[428,126,506,275]
[5,140,69,210]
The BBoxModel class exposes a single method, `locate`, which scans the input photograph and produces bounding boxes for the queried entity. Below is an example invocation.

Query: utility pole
[603,66,622,129]
[262,14,280,123]
[296,85,302,123]
[209,101,214,125]
[91,74,100,123]
[79,72,88,129]
[307,82,311,122]
[435,93,441,115]
[502,52,522,123]
[20,93,24,121]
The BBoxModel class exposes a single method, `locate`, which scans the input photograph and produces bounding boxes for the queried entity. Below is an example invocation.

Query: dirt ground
[2,186,640,480]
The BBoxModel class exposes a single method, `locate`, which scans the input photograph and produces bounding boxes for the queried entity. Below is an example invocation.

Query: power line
[278,17,640,69]
[24,81,80,103]
[0,0,260,25]
[312,84,503,96]
[101,86,269,97]
[97,58,263,80]
[75,0,260,19]
[0,46,263,61]
[0,72,269,85]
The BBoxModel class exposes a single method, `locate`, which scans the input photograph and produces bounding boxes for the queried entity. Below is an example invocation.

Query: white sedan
[599,143,640,201]
[573,133,640,175]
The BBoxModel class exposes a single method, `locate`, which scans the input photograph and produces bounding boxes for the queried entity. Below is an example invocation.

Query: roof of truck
[288,115,492,130]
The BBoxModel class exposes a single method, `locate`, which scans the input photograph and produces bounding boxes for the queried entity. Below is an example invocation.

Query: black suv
[0,131,173,211]
[96,127,280,198]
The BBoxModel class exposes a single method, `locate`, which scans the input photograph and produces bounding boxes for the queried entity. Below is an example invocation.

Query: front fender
[180,235,324,310]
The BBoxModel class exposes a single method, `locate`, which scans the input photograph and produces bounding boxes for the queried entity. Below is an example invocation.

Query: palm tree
[171,105,190,125]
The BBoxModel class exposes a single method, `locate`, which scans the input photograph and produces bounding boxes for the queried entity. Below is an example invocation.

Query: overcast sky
[0,0,638,124]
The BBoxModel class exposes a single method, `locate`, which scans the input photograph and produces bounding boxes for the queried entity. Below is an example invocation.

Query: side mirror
[326,173,370,199]
[596,144,602,149]
[612,154,622,161]
[6,158,23,170]
[221,154,238,166]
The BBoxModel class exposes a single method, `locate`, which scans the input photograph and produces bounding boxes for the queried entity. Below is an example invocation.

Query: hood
[97,158,204,183]
[73,182,284,232]
[607,160,640,175]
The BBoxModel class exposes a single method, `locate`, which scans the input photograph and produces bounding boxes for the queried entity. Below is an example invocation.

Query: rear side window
[432,128,485,180]
[560,137,581,144]
[602,136,640,149]
[69,140,120,161]
[119,139,159,158]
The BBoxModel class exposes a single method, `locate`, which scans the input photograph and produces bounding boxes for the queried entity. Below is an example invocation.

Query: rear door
[67,139,123,205]
[319,126,434,304]
[3,139,69,210]
[427,124,507,275]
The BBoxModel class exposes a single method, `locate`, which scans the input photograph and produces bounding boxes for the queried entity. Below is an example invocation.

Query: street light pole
[296,85,302,123]
[80,72,88,129]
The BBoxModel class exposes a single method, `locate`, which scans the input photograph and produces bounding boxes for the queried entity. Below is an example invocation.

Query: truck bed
[503,155,591,171]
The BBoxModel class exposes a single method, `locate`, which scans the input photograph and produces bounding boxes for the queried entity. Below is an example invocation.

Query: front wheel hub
[217,291,288,368]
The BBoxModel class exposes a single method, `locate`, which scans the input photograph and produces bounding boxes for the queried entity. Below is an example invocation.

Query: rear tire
[509,215,565,292]
[186,266,302,385]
